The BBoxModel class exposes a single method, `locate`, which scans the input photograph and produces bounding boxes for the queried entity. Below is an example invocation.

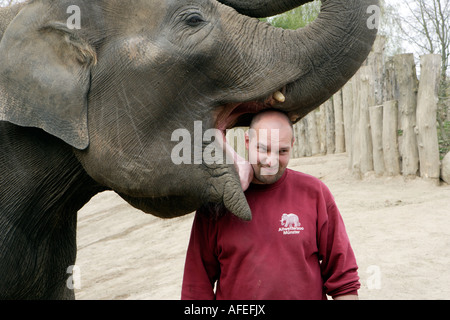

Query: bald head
[249,110,294,142]
[246,109,294,185]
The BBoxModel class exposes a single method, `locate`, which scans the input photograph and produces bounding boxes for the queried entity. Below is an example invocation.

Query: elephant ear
[0,2,96,150]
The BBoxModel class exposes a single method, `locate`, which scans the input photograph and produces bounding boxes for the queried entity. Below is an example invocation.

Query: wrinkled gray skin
[0,0,378,299]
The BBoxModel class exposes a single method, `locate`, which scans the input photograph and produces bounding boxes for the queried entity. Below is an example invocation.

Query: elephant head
[0,0,378,221]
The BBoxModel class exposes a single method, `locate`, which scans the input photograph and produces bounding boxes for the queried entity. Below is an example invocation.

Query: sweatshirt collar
[247,168,289,192]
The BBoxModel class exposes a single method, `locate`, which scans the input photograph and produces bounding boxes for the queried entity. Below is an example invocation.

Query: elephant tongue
[214,129,253,221]
[215,129,253,191]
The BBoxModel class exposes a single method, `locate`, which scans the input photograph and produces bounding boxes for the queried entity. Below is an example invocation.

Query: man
[181,110,360,300]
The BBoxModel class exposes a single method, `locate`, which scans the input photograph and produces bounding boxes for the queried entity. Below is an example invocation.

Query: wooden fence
[228,36,445,183]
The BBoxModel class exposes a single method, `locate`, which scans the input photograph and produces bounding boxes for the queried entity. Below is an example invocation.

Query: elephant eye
[185,13,206,27]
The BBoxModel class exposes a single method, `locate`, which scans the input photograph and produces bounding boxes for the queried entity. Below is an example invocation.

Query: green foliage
[439,121,450,160]
[264,0,321,30]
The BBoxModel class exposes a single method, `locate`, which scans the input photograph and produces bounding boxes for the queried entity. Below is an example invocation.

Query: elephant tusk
[273,91,285,103]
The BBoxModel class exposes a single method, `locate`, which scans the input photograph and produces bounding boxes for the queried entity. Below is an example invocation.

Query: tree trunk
[393,54,419,178]
[369,105,385,176]
[416,54,442,183]
[334,89,345,153]
[383,100,401,176]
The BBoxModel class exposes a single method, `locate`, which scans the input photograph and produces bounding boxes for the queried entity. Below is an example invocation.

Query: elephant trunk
[221,174,252,221]
[219,0,379,124]
[119,164,252,221]
[218,0,312,18]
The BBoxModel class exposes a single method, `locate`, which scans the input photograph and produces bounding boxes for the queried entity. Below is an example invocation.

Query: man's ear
[0,2,96,150]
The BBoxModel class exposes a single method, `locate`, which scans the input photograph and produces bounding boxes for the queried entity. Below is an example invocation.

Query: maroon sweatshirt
[181,169,360,300]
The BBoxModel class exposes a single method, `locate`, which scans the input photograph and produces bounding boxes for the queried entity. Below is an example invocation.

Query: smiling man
[246,109,294,184]
[181,109,360,300]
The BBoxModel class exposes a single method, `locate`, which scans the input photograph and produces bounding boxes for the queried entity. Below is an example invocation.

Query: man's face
[246,115,294,185]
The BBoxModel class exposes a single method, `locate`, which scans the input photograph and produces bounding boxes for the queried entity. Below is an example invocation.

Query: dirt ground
[75,153,450,300]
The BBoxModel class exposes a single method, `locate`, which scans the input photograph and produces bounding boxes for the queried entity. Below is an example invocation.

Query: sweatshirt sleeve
[181,209,220,300]
[317,186,360,298]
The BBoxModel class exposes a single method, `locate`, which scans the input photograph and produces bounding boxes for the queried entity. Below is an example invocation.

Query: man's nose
[263,152,278,167]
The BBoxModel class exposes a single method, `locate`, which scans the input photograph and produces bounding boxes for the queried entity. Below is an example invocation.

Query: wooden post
[325,99,335,154]
[342,80,353,169]
[300,118,311,157]
[351,70,362,178]
[291,123,298,158]
[317,104,327,155]
[369,105,385,176]
[368,36,386,106]
[416,54,442,183]
[383,100,401,176]
[384,57,396,102]
[292,122,302,158]
[393,54,419,177]
[334,89,345,153]
[359,66,374,174]
[306,111,320,156]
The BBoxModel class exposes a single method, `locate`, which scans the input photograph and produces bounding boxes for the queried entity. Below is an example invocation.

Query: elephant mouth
[197,88,286,221]
[214,88,287,132]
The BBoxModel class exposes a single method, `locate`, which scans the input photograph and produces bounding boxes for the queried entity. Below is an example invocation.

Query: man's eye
[257,146,267,152]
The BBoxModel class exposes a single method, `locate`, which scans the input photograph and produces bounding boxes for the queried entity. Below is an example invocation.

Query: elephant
[281,213,300,228]
[0,0,378,299]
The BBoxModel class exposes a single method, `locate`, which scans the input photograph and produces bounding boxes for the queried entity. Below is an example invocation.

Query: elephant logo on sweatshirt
[279,213,304,235]
[280,213,300,227]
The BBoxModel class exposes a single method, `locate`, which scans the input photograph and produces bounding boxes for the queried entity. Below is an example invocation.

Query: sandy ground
[75,153,450,300]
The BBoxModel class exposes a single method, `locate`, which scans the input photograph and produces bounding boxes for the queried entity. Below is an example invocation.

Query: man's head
[246,110,294,185]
